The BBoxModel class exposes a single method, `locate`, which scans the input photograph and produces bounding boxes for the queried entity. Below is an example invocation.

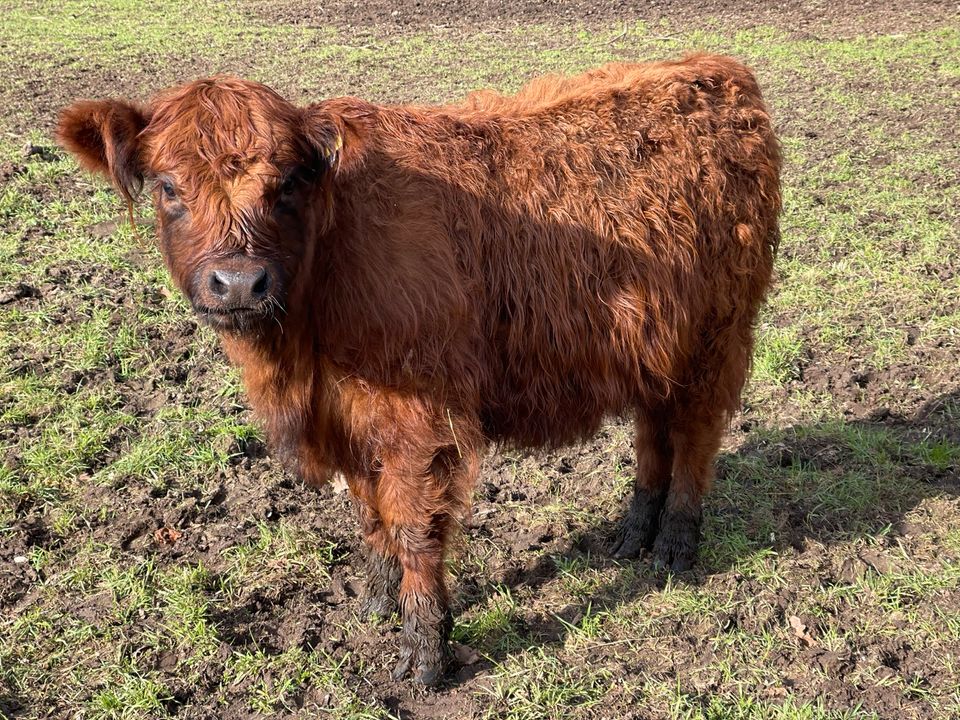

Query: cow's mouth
[193,304,274,333]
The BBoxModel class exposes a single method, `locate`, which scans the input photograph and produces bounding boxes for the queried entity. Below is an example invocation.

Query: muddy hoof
[391,658,444,687]
[611,487,666,559]
[415,662,444,687]
[651,508,701,572]
[392,604,453,686]
[391,641,448,687]
[392,646,415,681]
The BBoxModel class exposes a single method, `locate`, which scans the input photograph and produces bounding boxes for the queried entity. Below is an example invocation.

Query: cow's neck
[217,311,331,475]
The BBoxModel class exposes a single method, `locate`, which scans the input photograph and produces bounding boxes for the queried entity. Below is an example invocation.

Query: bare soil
[250,0,957,36]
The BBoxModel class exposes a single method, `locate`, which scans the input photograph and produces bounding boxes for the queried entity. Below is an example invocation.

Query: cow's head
[57,77,341,335]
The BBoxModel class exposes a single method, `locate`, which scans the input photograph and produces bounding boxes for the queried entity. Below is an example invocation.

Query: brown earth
[250,0,957,36]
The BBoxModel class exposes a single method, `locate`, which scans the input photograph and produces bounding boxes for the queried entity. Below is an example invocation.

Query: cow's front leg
[380,438,479,686]
[354,496,402,618]
[390,512,454,686]
[612,409,672,558]
[364,546,403,618]
[651,410,724,571]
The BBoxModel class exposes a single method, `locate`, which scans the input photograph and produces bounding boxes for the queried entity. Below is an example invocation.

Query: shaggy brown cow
[57,54,780,685]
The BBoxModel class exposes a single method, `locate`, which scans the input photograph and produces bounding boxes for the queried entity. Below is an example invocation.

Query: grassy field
[1,1,959,718]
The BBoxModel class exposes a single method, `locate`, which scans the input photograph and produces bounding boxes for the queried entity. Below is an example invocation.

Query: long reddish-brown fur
[57,54,780,684]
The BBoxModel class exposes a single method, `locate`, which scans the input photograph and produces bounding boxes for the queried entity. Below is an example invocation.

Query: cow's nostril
[251,267,270,298]
[209,270,229,298]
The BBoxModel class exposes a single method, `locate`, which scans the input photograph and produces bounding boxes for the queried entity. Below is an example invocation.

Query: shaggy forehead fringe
[145,76,307,181]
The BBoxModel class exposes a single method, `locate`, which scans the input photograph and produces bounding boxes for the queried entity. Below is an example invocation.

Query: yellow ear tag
[325,134,343,164]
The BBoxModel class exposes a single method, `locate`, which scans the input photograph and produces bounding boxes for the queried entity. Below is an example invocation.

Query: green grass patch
[482,648,612,720]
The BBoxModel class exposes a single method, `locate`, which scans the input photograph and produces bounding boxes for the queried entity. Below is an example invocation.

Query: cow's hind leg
[611,410,672,558]
[651,409,725,571]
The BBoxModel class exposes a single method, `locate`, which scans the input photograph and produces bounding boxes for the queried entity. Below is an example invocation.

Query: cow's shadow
[447,389,960,681]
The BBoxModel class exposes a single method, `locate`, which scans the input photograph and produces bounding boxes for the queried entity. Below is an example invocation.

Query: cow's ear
[56,99,150,201]
[300,105,346,175]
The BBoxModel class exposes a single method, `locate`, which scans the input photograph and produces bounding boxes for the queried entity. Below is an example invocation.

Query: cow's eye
[160,180,177,200]
[278,176,297,199]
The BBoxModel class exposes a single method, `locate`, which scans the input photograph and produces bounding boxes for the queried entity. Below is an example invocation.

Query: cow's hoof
[611,488,666,559]
[392,646,415,681]
[392,604,452,686]
[391,643,447,687]
[651,508,701,572]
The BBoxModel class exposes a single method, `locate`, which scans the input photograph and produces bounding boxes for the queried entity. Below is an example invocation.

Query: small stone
[839,556,864,584]
[860,550,896,575]
[331,471,349,494]
[13,555,28,564]
[153,527,182,546]
[87,218,120,239]
[452,641,481,665]
[21,143,60,162]
[788,615,816,647]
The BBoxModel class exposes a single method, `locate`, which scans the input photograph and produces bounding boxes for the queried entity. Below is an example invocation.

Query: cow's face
[57,77,341,336]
